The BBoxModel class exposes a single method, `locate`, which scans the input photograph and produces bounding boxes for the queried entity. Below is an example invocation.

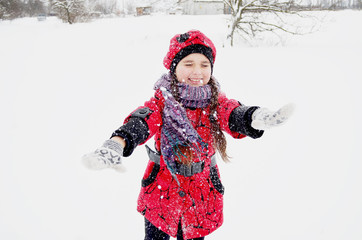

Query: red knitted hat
[163,30,216,72]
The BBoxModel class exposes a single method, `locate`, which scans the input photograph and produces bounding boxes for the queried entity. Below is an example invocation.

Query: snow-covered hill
[1,11,361,240]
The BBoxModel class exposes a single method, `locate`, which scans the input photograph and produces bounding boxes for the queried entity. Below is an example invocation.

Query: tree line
[1,0,361,22]
[1,0,44,20]
[1,0,361,47]
[301,0,362,10]
[0,0,120,21]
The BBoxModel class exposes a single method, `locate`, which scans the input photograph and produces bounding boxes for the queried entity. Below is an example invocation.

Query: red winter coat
[121,89,248,239]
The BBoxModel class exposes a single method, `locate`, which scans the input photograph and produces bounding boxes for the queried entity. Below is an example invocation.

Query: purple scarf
[154,73,212,183]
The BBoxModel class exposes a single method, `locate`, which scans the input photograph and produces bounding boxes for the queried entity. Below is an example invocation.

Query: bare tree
[224,0,317,46]
[0,0,24,19]
[0,3,5,19]
[52,0,89,24]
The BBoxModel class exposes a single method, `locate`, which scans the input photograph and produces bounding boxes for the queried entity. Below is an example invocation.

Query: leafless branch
[224,0,321,46]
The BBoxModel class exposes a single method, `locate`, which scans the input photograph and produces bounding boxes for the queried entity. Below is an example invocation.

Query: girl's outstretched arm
[82,91,164,172]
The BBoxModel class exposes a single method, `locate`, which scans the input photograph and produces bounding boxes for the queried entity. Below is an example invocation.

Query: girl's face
[175,53,212,87]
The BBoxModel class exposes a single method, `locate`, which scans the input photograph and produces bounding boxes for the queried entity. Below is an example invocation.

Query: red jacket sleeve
[111,90,164,157]
[217,93,264,139]
[217,93,247,139]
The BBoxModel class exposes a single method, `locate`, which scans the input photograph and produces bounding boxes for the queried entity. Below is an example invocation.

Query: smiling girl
[82,30,293,240]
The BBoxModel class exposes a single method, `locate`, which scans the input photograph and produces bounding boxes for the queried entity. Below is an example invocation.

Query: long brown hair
[170,74,230,163]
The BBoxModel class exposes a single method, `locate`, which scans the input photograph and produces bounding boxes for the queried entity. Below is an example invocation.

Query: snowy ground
[1,11,361,240]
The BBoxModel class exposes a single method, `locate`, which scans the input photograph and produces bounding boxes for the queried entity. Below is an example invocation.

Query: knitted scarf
[154,73,212,183]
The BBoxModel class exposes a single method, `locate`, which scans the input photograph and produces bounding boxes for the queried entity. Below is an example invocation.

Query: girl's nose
[193,66,202,75]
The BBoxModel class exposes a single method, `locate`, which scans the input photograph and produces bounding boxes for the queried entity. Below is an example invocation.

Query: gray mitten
[251,103,295,130]
[82,139,126,172]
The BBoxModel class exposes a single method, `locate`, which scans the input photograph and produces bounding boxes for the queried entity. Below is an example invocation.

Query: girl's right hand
[82,139,126,173]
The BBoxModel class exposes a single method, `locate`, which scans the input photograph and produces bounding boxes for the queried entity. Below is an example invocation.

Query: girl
[82,30,293,240]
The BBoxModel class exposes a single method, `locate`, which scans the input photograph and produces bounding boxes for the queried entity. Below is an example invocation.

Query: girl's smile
[175,53,212,87]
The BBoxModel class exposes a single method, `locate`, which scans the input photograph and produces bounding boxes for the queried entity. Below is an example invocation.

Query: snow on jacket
[112,89,263,239]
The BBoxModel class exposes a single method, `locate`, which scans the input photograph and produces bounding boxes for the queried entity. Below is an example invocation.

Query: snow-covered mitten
[251,103,295,130]
[82,139,125,172]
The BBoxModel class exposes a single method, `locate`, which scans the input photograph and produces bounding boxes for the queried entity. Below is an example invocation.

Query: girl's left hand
[251,103,295,130]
